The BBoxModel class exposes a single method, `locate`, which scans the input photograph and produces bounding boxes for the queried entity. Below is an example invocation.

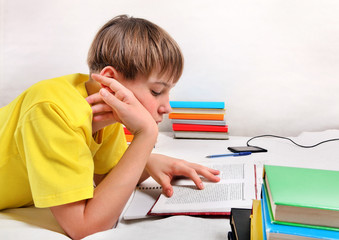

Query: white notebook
[123,182,162,220]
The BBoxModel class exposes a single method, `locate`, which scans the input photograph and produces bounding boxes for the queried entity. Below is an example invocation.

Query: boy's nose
[159,101,172,114]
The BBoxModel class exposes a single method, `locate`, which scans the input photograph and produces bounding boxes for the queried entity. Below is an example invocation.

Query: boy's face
[120,73,174,124]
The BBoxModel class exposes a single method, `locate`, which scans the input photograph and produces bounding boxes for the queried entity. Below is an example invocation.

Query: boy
[0,15,220,239]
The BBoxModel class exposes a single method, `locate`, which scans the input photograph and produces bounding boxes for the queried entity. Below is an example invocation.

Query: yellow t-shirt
[0,73,127,209]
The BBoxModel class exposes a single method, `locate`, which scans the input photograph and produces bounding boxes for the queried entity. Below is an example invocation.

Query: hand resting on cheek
[86,74,157,136]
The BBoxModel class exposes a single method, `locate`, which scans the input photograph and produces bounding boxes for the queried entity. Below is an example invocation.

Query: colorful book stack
[169,101,228,140]
[258,165,339,240]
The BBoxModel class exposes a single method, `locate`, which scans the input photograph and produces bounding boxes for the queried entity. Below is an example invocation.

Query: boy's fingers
[195,167,220,182]
[199,169,221,182]
[157,176,173,197]
[93,112,115,122]
[99,88,131,116]
[188,163,220,182]
[92,74,125,94]
[177,166,204,190]
[205,167,220,175]
[162,185,173,198]
[86,92,103,105]
[99,88,120,107]
[91,103,113,114]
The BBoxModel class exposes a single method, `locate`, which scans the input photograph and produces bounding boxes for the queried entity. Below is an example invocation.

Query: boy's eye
[151,90,161,96]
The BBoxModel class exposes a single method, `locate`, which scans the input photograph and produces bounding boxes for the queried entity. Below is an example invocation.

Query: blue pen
[206,152,252,158]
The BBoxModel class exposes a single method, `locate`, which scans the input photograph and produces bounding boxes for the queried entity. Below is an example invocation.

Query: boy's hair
[87,15,183,82]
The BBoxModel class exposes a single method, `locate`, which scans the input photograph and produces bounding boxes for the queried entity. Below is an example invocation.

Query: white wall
[1,0,339,136]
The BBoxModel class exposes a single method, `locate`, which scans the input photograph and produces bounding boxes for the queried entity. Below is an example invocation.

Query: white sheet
[1,130,339,240]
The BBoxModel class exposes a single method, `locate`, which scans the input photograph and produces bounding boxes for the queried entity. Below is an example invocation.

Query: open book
[123,162,257,219]
[148,163,257,216]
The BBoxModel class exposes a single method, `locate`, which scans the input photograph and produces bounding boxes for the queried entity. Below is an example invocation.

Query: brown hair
[87,15,183,82]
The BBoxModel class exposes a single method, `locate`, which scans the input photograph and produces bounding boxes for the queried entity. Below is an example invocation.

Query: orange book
[125,134,134,142]
[169,113,224,121]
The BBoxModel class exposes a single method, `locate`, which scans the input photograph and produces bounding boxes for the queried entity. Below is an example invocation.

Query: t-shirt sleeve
[93,123,128,175]
[15,102,95,208]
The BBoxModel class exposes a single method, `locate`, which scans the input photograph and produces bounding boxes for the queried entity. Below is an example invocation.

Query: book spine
[170,101,225,109]
[172,124,228,132]
[169,113,224,120]
[171,119,227,126]
[125,134,134,142]
[170,108,226,114]
[123,127,131,135]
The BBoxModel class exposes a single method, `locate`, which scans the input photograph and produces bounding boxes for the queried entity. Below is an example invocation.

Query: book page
[166,183,243,203]
[150,163,255,214]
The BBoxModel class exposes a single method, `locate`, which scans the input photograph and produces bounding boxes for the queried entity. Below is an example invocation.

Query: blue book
[169,101,225,109]
[262,200,267,240]
[261,185,339,240]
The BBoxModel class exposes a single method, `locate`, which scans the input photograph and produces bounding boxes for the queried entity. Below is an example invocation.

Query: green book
[264,165,339,229]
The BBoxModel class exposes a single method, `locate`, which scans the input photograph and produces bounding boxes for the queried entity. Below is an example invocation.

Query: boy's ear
[99,66,120,80]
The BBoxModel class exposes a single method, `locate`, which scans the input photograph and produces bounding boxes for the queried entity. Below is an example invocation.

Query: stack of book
[229,165,339,240]
[169,101,228,140]
[260,165,339,239]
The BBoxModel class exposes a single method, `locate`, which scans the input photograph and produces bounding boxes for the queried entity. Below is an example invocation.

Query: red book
[172,124,228,132]
[123,127,132,135]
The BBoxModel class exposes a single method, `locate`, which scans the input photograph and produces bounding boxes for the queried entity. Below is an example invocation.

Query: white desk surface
[1,129,339,240]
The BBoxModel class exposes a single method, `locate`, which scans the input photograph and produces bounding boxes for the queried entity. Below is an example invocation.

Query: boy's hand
[86,91,117,133]
[87,74,157,136]
[146,154,220,197]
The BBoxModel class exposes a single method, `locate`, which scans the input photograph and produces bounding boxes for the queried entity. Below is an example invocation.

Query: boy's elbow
[63,224,90,240]
[65,224,113,240]
[64,215,120,239]
[67,229,88,240]
[50,203,117,240]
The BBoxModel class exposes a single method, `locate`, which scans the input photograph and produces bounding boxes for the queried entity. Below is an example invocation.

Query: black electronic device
[227,146,267,153]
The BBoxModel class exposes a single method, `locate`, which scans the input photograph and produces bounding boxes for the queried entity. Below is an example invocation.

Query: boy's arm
[50,123,158,240]
[138,169,151,184]
[51,74,158,240]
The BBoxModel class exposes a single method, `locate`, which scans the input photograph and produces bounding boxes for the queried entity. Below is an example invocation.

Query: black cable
[246,134,339,148]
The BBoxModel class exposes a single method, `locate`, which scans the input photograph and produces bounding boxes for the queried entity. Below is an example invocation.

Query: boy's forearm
[51,128,158,239]
[138,168,150,184]
[86,130,157,225]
